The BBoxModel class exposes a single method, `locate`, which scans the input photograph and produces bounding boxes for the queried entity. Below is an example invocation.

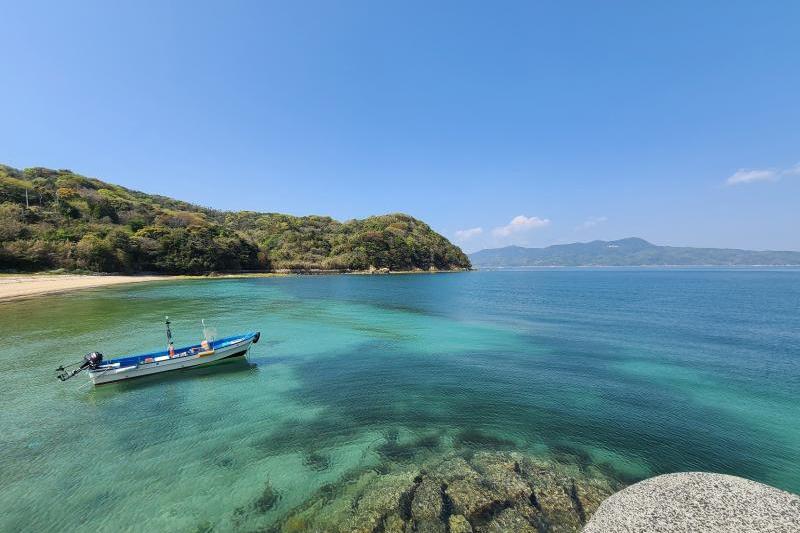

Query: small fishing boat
[57,318,260,385]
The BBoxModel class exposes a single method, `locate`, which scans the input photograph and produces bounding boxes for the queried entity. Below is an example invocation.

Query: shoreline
[473,264,800,269]
[0,269,471,302]
[0,274,177,302]
[3,264,795,302]
[2,265,795,301]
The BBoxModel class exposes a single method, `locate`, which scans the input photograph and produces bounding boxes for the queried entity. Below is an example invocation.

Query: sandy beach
[0,274,172,302]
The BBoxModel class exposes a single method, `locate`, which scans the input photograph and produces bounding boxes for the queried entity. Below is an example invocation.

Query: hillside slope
[470,238,800,267]
[0,165,470,273]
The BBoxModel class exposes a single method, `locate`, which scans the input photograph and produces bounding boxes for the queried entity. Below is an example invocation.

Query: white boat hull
[88,336,255,385]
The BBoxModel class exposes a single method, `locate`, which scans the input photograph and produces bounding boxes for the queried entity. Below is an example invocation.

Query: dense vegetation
[0,165,470,274]
[470,237,800,267]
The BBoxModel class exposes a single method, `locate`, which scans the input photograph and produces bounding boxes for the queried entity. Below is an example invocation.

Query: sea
[1,268,798,530]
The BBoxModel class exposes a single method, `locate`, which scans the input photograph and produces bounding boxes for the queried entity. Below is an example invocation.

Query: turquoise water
[1,270,798,531]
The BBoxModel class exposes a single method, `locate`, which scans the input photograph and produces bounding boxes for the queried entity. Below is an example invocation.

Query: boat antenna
[165,316,175,356]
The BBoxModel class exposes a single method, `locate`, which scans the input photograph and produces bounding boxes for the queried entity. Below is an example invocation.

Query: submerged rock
[446,477,498,518]
[410,479,445,532]
[382,513,405,533]
[472,452,532,502]
[448,514,473,533]
[277,450,620,532]
[346,471,418,533]
[303,451,331,471]
[482,505,539,533]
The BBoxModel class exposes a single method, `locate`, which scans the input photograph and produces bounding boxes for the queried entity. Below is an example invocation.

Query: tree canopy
[0,165,471,274]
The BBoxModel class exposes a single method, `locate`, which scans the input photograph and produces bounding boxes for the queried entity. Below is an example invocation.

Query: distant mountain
[469,238,800,267]
[0,164,470,273]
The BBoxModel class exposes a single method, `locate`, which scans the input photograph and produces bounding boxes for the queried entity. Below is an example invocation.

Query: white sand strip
[0,275,172,302]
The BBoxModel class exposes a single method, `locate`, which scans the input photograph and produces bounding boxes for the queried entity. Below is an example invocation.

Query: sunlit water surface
[1,270,798,531]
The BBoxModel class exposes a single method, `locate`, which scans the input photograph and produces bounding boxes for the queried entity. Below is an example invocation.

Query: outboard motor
[84,352,103,369]
[56,352,103,381]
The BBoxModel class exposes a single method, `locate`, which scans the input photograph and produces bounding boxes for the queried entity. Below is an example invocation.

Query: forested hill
[0,165,470,274]
[470,238,800,267]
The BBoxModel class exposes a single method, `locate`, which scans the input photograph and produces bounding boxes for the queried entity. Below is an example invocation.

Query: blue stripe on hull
[94,349,250,385]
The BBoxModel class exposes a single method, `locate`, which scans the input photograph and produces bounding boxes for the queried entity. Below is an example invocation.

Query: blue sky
[2,1,799,252]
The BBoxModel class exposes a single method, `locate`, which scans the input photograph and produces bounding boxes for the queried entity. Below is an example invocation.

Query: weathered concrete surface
[583,472,800,533]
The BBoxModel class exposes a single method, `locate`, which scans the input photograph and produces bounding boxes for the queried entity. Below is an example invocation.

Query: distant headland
[0,165,470,274]
[470,237,800,268]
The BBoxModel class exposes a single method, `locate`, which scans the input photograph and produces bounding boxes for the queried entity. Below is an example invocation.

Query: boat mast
[165,316,175,356]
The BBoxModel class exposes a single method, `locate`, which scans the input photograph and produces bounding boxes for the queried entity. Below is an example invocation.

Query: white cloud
[454,227,483,241]
[492,215,550,237]
[784,163,800,176]
[576,216,608,231]
[726,168,779,186]
[725,163,800,186]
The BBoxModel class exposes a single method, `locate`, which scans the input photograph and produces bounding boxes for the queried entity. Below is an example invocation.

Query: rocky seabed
[271,451,621,533]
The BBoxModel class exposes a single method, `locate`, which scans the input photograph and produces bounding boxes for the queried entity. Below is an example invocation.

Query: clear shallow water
[1,270,798,531]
